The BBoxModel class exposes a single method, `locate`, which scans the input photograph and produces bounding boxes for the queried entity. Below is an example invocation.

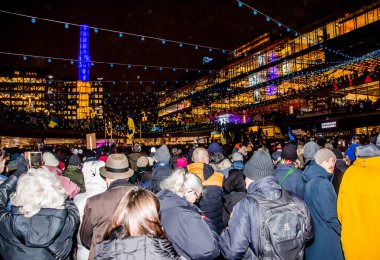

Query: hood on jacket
[157,189,196,213]
[303,161,332,182]
[247,175,281,201]
[11,207,68,247]
[82,160,107,192]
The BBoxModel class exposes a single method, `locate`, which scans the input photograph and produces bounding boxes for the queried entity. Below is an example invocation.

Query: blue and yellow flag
[126,115,135,139]
[48,117,58,128]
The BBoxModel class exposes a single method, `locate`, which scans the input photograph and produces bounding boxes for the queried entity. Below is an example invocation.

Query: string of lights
[0,51,215,73]
[235,0,354,59]
[0,9,232,54]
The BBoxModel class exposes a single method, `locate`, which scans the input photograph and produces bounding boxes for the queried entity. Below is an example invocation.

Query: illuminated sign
[321,121,337,129]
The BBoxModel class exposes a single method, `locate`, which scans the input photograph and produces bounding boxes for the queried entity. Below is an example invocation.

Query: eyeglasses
[187,190,201,200]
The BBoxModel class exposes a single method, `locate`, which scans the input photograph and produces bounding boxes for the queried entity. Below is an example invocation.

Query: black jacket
[219,176,313,259]
[94,235,180,260]
[157,189,220,260]
[332,159,349,195]
[0,176,80,260]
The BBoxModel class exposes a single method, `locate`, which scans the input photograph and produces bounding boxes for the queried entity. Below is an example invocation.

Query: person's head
[315,148,337,174]
[303,141,320,163]
[43,152,59,167]
[281,143,297,161]
[238,146,248,156]
[244,150,274,188]
[136,156,149,168]
[68,154,82,167]
[192,147,209,164]
[153,145,171,163]
[82,160,107,191]
[10,168,67,218]
[324,143,334,150]
[352,135,361,144]
[176,157,188,169]
[104,187,165,240]
[160,168,203,204]
[100,154,134,186]
[133,143,142,153]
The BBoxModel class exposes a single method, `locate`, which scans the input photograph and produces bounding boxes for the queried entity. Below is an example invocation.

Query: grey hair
[160,168,203,196]
[10,168,67,218]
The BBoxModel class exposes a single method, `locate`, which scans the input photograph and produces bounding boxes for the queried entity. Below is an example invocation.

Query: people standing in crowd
[303,148,343,260]
[149,144,173,193]
[220,150,313,259]
[187,147,224,234]
[63,154,85,192]
[331,148,349,195]
[303,141,320,168]
[127,143,144,179]
[157,169,220,259]
[338,144,380,260]
[176,157,188,171]
[0,164,80,260]
[94,187,180,260]
[80,154,134,259]
[345,135,361,162]
[274,143,305,199]
[135,155,150,185]
[73,160,106,260]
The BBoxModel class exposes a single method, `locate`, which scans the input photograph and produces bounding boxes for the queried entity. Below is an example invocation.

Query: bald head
[192,147,209,164]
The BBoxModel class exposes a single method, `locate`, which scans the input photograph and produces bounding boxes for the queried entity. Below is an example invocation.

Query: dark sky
[0,0,370,85]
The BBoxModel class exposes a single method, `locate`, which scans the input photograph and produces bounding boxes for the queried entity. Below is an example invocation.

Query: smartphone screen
[29,152,42,168]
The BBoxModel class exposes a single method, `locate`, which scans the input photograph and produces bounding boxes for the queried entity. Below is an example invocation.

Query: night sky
[0,0,369,87]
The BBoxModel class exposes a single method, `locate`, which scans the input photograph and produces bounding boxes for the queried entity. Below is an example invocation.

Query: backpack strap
[279,167,297,187]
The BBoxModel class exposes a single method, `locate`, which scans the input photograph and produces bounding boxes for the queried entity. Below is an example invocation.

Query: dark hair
[104,186,166,240]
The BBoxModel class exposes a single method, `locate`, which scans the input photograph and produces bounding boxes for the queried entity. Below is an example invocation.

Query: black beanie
[332,148,343,159]
[281,143,298,161]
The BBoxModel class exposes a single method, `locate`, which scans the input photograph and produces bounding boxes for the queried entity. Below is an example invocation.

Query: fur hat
[244,150,274,181]
[355,144,380,158]
[136,156,149,168]
[315,148,336,165]
[43,152,59,167]
[154,145,171,163]
[100,154,134,179]
[209,152,226,164]
[281,143,297,161]
[303,141,320,163]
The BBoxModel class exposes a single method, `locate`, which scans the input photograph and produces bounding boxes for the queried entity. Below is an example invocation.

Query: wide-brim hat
[100,154,134,179]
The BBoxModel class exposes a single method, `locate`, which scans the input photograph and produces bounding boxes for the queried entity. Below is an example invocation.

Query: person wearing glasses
[157,169,220,259]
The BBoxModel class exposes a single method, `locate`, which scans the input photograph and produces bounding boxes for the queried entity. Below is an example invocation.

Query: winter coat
[73,160,107,260]
[303,162,344,260]
[332,159,348,195]
[80,179,132,260]
[149,162,173,193]
[274,163,305,199]
[44,165,80,198]
[63,165,85,193]
[187,162,224,234]
[219,176,313,259]
[0,175,80,260]
[345,143,360,162]
[94,235,181,260]
[157,189,220,260]
[338,156,380,260]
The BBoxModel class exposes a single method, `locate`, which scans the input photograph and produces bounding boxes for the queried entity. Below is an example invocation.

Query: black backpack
[249,191,307,260]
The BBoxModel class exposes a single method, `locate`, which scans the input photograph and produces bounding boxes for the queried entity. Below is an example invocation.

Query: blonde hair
[160,168,203,196]
[10,168,67,217]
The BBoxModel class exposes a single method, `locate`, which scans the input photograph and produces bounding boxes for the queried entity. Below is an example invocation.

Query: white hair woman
[0,167,80,260]
[157,169,220,259]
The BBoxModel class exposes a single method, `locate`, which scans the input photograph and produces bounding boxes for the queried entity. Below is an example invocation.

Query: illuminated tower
[77,24,92,119]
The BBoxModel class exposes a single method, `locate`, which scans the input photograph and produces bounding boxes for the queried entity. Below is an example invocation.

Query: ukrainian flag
[126,115,135,139]
[48,117,58,128]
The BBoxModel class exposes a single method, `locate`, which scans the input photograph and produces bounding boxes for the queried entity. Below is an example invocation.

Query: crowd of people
[0,133,380,259]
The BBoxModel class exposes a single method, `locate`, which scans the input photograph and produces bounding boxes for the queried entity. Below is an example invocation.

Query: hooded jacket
[274,163,305,199]
[157,189,220,260]
[94,235,180,260]
[0,176,80,260]
[220,176,313,259]
[187,162,224,234]
[338,156,380,260]
[303,162,344,260]
[149,161,173,193]
[44,165,80,199]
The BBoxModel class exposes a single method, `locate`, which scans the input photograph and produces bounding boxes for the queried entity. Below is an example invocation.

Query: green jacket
[63,165,85,193]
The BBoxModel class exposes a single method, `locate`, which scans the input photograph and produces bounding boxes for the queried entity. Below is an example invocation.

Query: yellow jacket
[337,156,380,260]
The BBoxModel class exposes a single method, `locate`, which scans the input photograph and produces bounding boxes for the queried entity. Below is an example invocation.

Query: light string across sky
[0,9,232,54]
[235,0,354,59]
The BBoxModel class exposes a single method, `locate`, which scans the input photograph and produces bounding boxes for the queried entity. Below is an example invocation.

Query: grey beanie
[154,145,171,163]
[303,141,320,163]
[244,150,274,181]
[68,154,82,166]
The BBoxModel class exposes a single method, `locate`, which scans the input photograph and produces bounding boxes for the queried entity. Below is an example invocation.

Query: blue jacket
[157,189,220,260]
[274,163,305,199]
[220,176,313,259]
[303,162,344,260]
[345,143,360,162]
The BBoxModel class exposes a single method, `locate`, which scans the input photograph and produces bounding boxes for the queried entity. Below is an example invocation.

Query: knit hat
[85,150,97,162]
[315,148,336,165]
[208,142,223,154]
[303,141,320,163]
[154,145,171,163]
[244,150,274,181]
[281,143,297,161]
[271,151,282,161]
[176,157,188,168]
[209,152,226,164]
[332,148,343,159]
[355,144,380,158]
[231,152,243,162]
[136,156,149,168]
[68,154,82,166]
[43,152,59,167]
